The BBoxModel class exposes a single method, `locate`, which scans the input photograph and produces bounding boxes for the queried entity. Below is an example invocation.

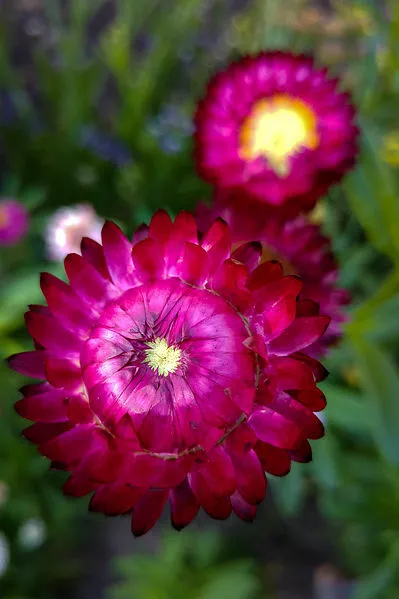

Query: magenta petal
[249,408,304,450]
[131,489,168,536]
[80,237,110,280]
[101,221,138,289]
[231,242,262,271]
[15,389,68,423]
[189,472,232,519]
[63,474,98,498]
[90,483,144,515]
[170,479,200,530]
[255,442,291,476]
[268,316,330,355]
[231,491,257,522]
[23,421,72,444]
[230,449,266,505]
[178,242,210,286]
[201,218,232,274]
[8,351,46,378]
[40,273,94,337]
[45,356,82,390]
[131,238,165,282]
[148,209,173,244]
[40,424,102,464]
[25,310,81,355]
[64,253,117,306]
[199,446,236,497]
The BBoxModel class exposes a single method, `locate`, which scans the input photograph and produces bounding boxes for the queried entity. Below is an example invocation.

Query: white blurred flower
[18,518,46,551]
[45,204,104,261]
[0,532,10,577]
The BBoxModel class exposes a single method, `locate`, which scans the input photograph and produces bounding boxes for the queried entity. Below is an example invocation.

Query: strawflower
[194,51,359,214]
[9,210,329,535]
[0,198,29,246]
[197,195,349,356]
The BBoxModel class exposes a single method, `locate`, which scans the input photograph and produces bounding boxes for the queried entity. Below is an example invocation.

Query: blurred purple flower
[79,127,133,166]
[148,104,193,154]
[0,198,29,246]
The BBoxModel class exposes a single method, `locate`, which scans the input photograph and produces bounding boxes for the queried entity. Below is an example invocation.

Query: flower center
[143,337,182,377]
[239,95,319,177]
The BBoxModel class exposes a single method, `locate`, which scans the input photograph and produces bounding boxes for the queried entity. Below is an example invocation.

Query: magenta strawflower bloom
[197,196,350,357]
[45,204,103,261]
[0,198,29,245]
[194,52,359,213]
[9,211,329,535]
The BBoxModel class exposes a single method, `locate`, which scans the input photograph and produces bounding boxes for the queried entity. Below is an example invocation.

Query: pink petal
[64,253,117,306]
[15,389,68,422]
[201,218,232,274]
[45,356,82,390]
[199,446,236,497]
[23,421,72,444]
[177,242,210,286]
[25,310,81,355]
[63,474,98,498]
[189,472,232,519]
[101,221,138,289]
[255,442,291,476]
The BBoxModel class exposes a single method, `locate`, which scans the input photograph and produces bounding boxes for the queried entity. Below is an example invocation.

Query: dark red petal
[170,479,200,531]
[231,491,257,522]
[248,260,283,291]
[40,424,102,465]
[148,209,173,244]
[131,489,168,537]
[8,351,46,378]
[90,483,144,516]
[23,421,72,444]
[289,439,313,463]
[132,223,149,244]
[230,449,266,505]
[199,446,236,497]
[15,389,68,423]
[189,472,232,520]
[269,316,330,356]
[255,441,291,476]
[63,474,98,498]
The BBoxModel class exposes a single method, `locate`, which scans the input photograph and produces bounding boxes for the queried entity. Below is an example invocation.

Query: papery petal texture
[9,209,329,534]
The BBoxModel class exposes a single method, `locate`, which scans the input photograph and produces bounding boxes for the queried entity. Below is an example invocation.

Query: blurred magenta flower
[0,198,29,246]
[197,193,350,356]
[45,204,103,261]
[9,210,329,536]
[194,52,359,215]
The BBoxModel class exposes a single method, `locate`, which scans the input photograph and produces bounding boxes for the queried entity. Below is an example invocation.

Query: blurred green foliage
[0,0,398,597]
[108,529,262,599]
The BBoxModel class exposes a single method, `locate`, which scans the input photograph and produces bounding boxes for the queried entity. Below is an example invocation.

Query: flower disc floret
[9,210,330,535]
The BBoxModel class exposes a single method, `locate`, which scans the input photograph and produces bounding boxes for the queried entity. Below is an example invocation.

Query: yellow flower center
[143,337,182,377]
[239,95,319,177]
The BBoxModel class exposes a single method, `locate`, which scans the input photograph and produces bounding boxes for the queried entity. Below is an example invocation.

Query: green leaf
[353,540,399,599]
[350,339,399,464]
[197,562,261,599]
[321,383,371,435]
